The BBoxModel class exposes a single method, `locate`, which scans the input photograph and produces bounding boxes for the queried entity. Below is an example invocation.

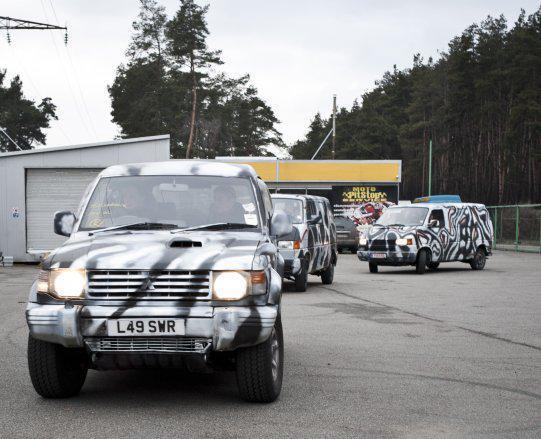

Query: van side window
[428,209,445,228]
[316,201,327,225]
[306,200,319,222]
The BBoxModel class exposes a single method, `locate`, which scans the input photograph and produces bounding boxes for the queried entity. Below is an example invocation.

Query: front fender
[267,267,282,305]
[28,280,38,303]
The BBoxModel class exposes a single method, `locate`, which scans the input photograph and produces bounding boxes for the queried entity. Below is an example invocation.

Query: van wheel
[470,248,486,270]
[428,262,440,270]
[236,317,283,403]
[321,264,334,285]
[416,250,427,274]
[369,262,378,273]
[294,259,308,292]
[27,336,88,398]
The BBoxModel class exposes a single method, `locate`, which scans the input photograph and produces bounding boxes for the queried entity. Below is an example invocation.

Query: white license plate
[107,318,185,336]
[371,253,387,259]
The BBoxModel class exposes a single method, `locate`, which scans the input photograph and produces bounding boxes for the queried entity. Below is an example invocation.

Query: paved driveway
[1,252,540,438]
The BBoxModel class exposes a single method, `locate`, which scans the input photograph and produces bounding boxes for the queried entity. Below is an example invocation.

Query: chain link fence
[488,204,541,253]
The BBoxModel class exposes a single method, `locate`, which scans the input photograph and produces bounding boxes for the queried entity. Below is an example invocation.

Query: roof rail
[413,195,462,203]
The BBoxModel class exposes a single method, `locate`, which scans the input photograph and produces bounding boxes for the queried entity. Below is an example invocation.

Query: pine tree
[165,0,222,158]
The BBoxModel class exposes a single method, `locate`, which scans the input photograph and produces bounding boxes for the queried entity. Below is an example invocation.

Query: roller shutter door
[26,168,101,252]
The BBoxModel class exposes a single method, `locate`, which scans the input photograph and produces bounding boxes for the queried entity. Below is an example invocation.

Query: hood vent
[169,239,203,248]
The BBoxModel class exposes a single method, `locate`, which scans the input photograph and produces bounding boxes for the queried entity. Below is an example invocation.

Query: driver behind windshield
[207,185,245,224]
[113,183,156,222]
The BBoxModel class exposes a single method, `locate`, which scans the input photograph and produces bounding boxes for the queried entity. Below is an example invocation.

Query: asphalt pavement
[0,251,540,438]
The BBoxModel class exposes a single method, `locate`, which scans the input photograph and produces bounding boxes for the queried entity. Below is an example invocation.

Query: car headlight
[396,238,413,246]
[278,240,300,250]
[212,270,266,301]
[37,269,86,299]
[359,237,368,246]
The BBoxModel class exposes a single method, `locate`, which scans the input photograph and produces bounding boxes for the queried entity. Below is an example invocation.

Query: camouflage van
[271,194,337,292]
[26,161,292,402]
[357,201,493,274]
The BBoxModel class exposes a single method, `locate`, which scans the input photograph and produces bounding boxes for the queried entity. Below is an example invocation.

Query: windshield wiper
[386,223,405,227]
[89,222,178,235]
[173,222,258,232]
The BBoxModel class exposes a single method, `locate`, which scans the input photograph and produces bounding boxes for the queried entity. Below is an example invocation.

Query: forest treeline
[290,8,541,205]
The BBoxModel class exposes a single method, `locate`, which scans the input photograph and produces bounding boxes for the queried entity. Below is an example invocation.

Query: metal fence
[487,204,541,253]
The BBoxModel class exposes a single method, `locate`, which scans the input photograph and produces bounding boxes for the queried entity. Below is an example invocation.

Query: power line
[0,15,66,45]
[47,0,98,139]
[0,127,23,151]
[49,0,97,137]
[39,0,95,139]
[6,45,72,144]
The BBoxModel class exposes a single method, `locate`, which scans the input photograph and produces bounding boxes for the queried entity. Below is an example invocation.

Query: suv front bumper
[357,250,417,265]
[26,303,278,352]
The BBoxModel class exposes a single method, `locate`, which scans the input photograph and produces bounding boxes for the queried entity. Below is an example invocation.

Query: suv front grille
[369,239,396,251]
[85,337,211,353]
[87,270,211,300]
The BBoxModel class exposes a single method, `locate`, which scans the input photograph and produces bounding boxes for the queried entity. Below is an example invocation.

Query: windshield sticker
[244,214,257,225]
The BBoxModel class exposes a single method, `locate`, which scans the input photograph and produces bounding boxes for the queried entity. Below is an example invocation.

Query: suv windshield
[376,207,428,227]
[272,198,304,224]
[79,175,259,231]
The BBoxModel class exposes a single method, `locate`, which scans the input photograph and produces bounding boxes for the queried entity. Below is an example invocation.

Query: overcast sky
[1,0,539,150]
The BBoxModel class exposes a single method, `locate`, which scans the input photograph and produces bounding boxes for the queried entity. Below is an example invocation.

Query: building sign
[331,185,398,228]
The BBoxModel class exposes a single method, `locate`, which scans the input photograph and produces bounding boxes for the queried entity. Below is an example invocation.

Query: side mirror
[270,211,293,238]
[307,213,322,225]
[428,219,438,228]
[256,242,277,257]
[54,211,76,237]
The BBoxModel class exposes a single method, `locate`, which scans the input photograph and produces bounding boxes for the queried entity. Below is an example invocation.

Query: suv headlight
[212,270,266,301]
[359,237,368,246]
[396,238,413,246]
[37,269,87,299]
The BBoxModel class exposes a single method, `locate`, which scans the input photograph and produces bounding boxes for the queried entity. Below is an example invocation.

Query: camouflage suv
[26,161,292,402]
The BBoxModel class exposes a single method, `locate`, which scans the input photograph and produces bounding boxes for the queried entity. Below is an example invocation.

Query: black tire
[369,262,378,273]
[416,250,427,274]
[27,336,88,398]
[236,317,284,403]
[321,263,334,285]
[294,258,308,292]
[338,247,344,254]
[428,262,440,270]
[470,248,486,270]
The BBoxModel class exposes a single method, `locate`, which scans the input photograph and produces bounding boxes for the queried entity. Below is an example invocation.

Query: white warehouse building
[0,135,170,262]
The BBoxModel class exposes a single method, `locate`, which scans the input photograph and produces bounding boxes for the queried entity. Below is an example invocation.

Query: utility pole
[0,16,67,44]
[311,94,337,160]
[428,139,433,196]
[331,94,337,159]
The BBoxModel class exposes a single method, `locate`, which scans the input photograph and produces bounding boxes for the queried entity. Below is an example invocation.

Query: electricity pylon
[0,16,67,44]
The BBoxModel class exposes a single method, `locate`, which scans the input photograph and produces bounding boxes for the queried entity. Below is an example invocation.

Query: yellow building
[217,157,402,215]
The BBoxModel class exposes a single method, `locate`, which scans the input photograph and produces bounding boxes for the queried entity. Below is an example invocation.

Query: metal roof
[0,135,170,158]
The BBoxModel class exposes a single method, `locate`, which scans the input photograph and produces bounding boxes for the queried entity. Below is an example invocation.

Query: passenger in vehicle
[208,185,245,224]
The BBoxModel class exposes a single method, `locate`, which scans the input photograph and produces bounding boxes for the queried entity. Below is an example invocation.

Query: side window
[306,200,317,222]
[325,201,334,225]
[316,201,327,225]
[428,209,445,228]
[307,200,323,224]
[257,179,273,222]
